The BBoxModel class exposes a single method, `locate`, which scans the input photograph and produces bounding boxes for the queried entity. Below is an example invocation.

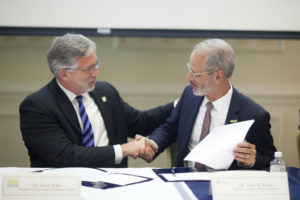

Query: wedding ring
[246,154,250,159]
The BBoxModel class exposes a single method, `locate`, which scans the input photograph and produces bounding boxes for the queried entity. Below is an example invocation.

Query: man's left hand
[233,141,256,167]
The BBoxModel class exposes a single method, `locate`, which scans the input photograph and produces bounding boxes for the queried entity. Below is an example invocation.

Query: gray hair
[192,39,235,78]
[47,33,96,78]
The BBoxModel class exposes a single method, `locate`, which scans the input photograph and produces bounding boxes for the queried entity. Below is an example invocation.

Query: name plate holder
[210,170,290,200]
[1,173,81,200]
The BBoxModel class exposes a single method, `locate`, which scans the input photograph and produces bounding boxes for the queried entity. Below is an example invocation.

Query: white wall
[1,0,300,31]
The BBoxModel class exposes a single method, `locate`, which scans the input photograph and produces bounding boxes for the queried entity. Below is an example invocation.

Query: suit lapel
[49,79,82,135]
[89,89,115,144]
[180,93,204,156]
[225,88,240,125]
[186,96,204,137]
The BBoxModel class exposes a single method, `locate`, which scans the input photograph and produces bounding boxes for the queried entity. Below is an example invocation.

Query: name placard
[1,173,81,200]
[211,171,290,200]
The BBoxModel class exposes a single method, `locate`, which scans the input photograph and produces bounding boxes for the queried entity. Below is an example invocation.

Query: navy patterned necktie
[195,101,214,171]
[76,95,95,147]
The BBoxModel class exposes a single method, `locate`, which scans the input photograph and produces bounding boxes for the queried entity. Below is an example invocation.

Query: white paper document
[161,172,211,181]
[210,170,290,200]
[42,167,147,185]
[82,181,197,200]
[184,120,254,169]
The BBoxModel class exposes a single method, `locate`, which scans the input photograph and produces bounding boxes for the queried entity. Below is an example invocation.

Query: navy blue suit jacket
[20,78,173,168]
[150,85,276,170]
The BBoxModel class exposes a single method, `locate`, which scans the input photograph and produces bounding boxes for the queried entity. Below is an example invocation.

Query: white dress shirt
[57,80,123,164]
[185,84,233,167]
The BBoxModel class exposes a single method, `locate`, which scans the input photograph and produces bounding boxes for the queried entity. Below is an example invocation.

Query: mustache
[89,78,96,82]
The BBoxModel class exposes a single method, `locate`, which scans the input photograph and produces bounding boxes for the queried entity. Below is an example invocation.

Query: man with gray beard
[137,39,276,170]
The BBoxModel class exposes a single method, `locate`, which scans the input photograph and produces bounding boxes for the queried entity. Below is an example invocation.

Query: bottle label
[270,165,286,172]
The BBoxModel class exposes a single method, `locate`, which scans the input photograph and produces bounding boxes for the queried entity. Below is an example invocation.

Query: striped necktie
[76,95,95,147]
[195,101,214,171]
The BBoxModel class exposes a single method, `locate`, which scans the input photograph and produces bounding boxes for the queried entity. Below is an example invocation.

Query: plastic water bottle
[270,151,286,172]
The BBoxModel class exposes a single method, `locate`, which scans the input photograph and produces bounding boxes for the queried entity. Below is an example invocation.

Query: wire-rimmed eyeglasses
[186,63,216,78]
[65,57,100,73]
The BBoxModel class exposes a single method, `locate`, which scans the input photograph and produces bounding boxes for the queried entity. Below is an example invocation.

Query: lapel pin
[102,96,107,102]
[230,119,238,123]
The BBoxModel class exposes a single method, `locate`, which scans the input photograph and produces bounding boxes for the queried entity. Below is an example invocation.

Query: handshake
[121,134,158,162]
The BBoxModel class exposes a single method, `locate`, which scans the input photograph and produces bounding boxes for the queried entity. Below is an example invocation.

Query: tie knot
[206,102,213,112]
[76,95,83,103]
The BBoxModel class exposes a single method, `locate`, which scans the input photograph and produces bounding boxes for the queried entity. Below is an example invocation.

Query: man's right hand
[135,134,158,162]
[121,138,147,158]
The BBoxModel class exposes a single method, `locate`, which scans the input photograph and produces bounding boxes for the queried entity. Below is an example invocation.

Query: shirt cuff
[113,144,123,164]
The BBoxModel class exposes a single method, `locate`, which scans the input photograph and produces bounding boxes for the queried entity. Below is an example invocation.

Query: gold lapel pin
[102,96,107,102]
[230,119,238,123]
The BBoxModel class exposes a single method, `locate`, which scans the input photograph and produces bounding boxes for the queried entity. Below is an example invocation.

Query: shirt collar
[203,83,233,111]
[56,79,90,102]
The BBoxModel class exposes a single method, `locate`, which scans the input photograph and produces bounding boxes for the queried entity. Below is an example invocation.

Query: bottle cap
[275,151,282,157]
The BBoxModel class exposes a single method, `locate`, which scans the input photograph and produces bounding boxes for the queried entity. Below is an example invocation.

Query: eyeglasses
[186,63,216,78]
[65,57,100,73]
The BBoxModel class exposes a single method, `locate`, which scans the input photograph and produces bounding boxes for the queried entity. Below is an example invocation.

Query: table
[1,166,299,200]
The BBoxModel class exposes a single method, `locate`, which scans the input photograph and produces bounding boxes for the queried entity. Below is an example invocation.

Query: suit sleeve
[148,103,181,154]
[229,105,277,170]
[247,111,277,169]
[148,88,189,156]
[116,92,174,138]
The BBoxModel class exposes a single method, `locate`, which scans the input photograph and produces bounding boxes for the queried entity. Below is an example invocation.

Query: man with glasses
[19,33,173,168]
[138,39,276,170]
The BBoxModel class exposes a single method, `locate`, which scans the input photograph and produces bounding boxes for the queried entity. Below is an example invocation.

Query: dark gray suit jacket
[20,78,173,168]
[150,85,276,170]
